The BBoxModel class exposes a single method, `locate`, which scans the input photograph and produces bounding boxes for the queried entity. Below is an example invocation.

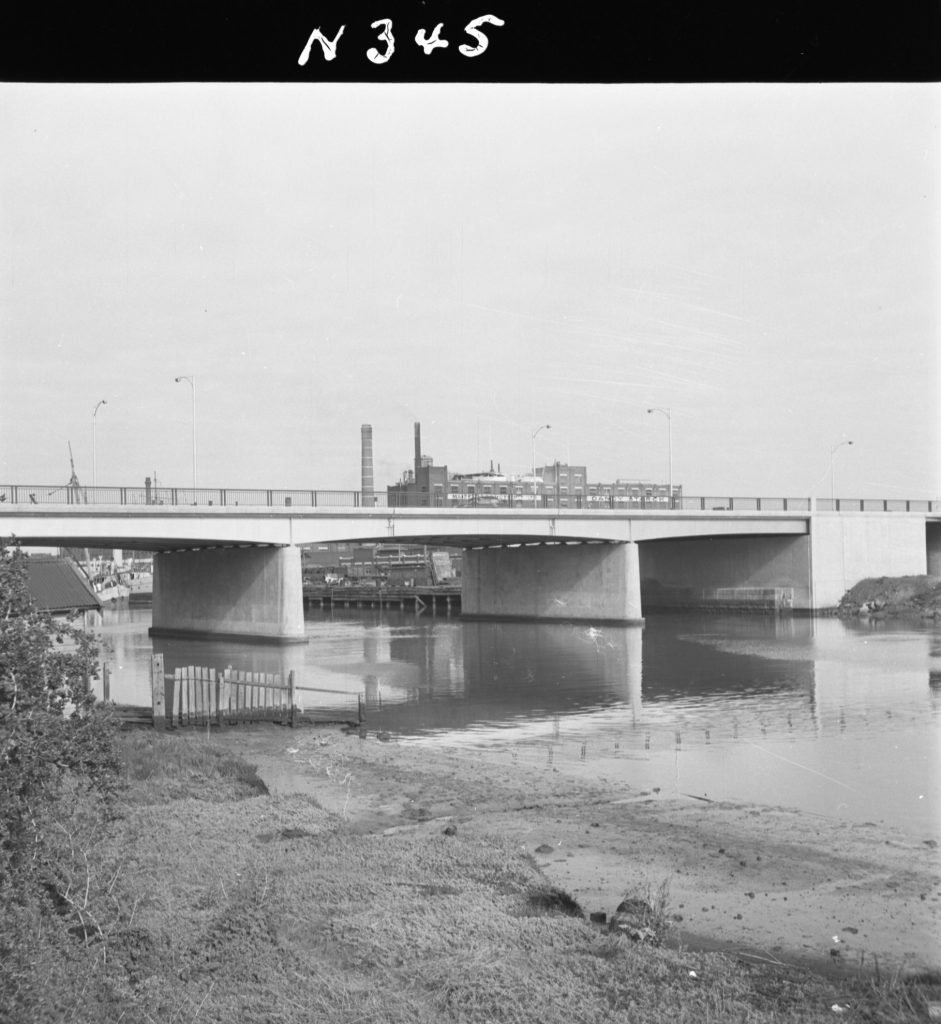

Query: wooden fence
[150,653,363,729]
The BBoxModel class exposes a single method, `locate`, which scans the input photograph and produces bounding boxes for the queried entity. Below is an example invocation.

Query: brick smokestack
[414,422,422,479]
[361,424,374,507]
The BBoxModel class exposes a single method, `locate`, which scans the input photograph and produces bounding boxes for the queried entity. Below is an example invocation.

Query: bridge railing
[1,485,937,513]
[0,485,366,508]
[816,497,940,513]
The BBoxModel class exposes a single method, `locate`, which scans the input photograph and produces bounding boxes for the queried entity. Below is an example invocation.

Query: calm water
[95,605,941,839]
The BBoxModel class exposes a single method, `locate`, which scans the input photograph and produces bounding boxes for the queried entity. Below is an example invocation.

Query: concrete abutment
[809,513,928,610]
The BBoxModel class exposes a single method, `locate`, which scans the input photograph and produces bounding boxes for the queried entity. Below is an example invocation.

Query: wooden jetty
[303,584,461,615]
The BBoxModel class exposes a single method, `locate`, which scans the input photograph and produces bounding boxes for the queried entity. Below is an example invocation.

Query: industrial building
[378,420,678,509]
[386,422,450,508]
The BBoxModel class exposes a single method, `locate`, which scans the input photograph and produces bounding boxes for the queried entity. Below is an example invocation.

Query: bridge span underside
[639,534,812,611]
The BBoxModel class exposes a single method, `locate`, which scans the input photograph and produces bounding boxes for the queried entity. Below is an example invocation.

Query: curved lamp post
[174,375,198,495]
[647,407,672,505]
[92,399,107,489]
[829,439,853,503]
[531,424,551,504]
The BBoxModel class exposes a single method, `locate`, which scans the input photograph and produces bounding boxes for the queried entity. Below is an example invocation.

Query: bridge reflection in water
[95,606,939,834]
[102,607,824,731]
[126,612,821,734]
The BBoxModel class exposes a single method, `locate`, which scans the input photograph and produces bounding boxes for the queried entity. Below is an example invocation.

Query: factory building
[449,462,588,507]
[377,421,679,508]
[386,422,450,507]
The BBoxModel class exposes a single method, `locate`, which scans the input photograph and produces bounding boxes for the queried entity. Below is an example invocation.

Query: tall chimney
[414,422,422,478]
[361,424,374,507]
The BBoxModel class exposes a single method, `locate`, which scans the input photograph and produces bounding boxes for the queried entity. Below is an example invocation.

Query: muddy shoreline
[231,724,941,979]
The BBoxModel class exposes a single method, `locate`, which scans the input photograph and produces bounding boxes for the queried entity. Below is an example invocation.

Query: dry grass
[116,729,269,802]
[2,730,934,1024]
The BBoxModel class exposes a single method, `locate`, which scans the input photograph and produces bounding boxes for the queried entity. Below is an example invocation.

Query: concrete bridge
[2,492,938,641]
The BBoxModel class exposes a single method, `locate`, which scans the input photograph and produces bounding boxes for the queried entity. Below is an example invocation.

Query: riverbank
[8,725,940,1023]
[246,725,941,979]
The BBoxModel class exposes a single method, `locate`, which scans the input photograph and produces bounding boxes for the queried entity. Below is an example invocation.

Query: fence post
[102,663,111,702]
[218,670,229,728]
[288,670,296,728]
[180,667,193,726]
[201,667,212,727]
[151,653,166,730]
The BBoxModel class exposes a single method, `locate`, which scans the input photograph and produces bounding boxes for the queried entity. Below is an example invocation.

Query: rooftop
[25,554,101,613]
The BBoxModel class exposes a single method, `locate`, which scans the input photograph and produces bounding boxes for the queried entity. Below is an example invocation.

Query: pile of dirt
[838,575,941,619]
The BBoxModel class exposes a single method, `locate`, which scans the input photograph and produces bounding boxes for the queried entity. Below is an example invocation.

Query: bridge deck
[0,502,819,550]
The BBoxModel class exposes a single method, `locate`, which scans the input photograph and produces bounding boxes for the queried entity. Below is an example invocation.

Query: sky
[1,82,938,500]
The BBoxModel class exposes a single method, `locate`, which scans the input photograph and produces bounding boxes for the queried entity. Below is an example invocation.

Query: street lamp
[92,399,107,489]
[531,424,551,503]
[829,439,853,503]
[174,376,198,495]
[647,407,672,506]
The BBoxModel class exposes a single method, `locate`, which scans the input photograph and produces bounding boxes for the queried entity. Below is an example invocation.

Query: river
[94,605,941,840]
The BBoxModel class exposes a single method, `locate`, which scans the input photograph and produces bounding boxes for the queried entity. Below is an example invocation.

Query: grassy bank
[838,575,941,618]
[3,729,938,1023]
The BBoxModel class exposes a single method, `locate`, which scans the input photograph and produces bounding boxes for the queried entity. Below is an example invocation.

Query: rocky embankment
[838,574,941,619]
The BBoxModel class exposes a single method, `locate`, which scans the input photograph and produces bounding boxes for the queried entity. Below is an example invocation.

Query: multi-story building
[445,462,588,507]
[448,466,511,505]
[586,479,682,507]
[535,463,588,506]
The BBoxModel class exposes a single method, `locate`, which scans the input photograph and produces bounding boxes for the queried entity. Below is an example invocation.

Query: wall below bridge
[461,541,643,624]
[639,515,933,613]
[810,513,928,610]
[639,535,812,611]
[927,522,941,577]
[150,545,306,643]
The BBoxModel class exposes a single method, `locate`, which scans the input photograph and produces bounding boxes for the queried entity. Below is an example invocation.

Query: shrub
[0,541,122,887]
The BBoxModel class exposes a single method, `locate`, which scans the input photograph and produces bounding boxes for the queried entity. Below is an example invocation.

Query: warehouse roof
[25,555,101,613]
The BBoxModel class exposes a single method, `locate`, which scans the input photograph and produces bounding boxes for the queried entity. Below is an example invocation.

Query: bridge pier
[150,545,307,643]
[461,540,643,624]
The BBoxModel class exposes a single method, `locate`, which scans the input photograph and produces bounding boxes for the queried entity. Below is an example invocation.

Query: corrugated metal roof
[25,555,102,612]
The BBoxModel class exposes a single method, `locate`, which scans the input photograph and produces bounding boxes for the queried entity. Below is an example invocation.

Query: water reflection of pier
[365,614,839,740]
[369,621,644,732]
